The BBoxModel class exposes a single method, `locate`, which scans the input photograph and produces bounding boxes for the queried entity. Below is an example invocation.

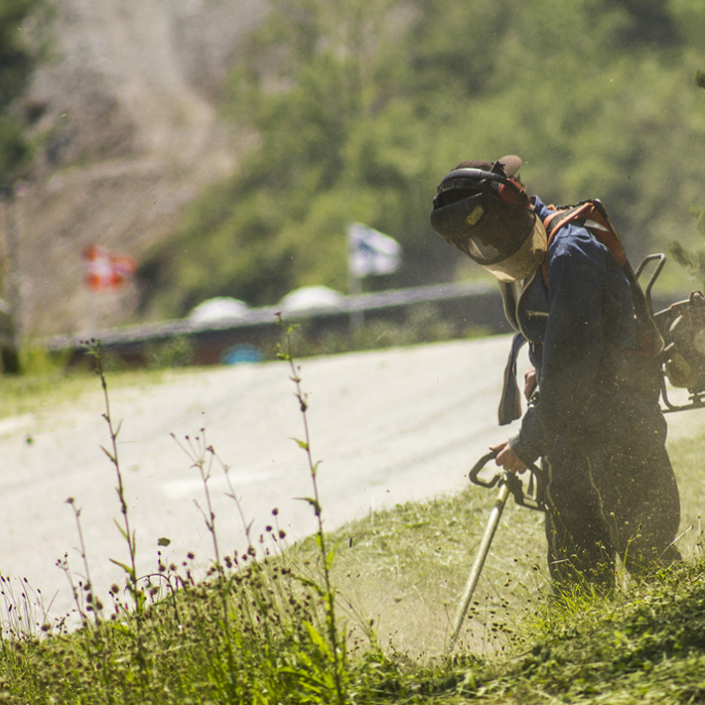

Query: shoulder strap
[498,332,526,425]
[540,200,663,357]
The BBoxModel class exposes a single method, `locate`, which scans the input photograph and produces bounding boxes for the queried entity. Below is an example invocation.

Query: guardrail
[42,281,689,368]
[44,281,507,366]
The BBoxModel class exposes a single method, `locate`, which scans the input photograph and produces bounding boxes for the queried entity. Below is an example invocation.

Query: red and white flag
[83,244,137,292]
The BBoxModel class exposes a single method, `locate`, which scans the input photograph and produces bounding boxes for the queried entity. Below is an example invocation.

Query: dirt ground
[0,334,701,632]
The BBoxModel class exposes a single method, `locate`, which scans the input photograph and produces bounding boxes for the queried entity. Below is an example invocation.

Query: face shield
[481,215,547,282]
[430,166,546,282]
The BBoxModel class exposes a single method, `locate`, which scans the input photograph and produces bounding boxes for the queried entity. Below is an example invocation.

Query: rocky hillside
[5,0,266,339]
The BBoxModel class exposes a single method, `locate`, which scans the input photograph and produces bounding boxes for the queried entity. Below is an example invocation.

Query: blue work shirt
[506,196,638,465]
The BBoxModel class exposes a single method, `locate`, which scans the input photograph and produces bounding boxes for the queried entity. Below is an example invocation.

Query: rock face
[6,0,267,338]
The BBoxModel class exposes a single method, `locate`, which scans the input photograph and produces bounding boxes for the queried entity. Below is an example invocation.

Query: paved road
[0,335,700,626]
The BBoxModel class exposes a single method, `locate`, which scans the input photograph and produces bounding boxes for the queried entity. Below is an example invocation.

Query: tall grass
[0,331,379,704]
[277,315,348,703]
[0,333,704,704]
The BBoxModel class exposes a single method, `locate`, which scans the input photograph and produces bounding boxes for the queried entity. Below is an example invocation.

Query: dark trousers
[543,386,681,590]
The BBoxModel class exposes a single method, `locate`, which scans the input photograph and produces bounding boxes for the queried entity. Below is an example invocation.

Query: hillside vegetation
[0,0,264,337]
[3,0,705,337]
[141,0,705,319]
[0,0,47,184]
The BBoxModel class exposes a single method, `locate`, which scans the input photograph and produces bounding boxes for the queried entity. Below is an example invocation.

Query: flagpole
[347,222,400,336]
[349,269,364,333]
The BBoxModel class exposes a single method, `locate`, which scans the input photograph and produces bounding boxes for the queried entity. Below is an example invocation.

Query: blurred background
[1,0,705,351]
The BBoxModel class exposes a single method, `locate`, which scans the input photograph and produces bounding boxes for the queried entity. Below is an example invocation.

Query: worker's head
[430,155,547,282]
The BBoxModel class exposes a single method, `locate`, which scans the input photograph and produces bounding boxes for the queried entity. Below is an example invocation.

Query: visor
[430,187,537,265]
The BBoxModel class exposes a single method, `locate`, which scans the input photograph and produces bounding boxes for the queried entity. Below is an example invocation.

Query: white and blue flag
[347,223,401,276]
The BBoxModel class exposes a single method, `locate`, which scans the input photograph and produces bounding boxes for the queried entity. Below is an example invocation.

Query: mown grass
[0,336,703,704]
[396,555,705,704]
[289,485,547,662]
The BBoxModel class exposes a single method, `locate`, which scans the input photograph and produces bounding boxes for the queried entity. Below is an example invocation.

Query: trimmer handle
[469,450,547,512]
[468,451,503,488]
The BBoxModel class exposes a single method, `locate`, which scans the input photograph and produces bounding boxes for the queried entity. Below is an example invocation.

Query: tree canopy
[0,0,47,186]
[141,0,705,318]
[669,68,705,289]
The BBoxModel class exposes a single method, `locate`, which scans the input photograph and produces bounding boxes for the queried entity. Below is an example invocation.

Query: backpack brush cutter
[447,253,705,653]
[634,252,705,412]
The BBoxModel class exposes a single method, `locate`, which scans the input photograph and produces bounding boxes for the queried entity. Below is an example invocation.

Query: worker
[430,155,681,590]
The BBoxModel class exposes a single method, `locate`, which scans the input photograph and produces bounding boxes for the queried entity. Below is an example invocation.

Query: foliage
[277,317,347,703]
[0,540,367,704]
[0,332,362,704]
[0,0,49,185]
[670,204,705,289]
[437,558,705,704]
[142,0,458,317]
[140,0,705,320]
[0,345,95,419]
[669,69,705,289]
[143,335,195,370]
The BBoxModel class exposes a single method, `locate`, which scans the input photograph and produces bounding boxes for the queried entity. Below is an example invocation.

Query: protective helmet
[430,156,547,282]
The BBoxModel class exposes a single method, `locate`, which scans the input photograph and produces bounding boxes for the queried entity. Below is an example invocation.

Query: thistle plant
[171,430,239,698]
[84,341,141,611]
[277,314,348,704]
[63,497,104,625]
[84,339,147,684]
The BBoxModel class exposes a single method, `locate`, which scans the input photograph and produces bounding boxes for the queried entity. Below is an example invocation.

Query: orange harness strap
[540,200,628,288]
[538,199,662,358]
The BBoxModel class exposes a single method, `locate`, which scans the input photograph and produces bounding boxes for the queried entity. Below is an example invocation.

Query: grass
[413,556,705,704]
[288,486,547,661]
[0,335,704,703]
[0,344,199,421]
[668,431,705,557]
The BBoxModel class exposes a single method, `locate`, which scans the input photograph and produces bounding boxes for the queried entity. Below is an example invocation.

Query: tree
[139,0,705,319]
[0,0,47,185]
[0,0,49,372]
[668,70,705,289]
[142,0,465,317]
